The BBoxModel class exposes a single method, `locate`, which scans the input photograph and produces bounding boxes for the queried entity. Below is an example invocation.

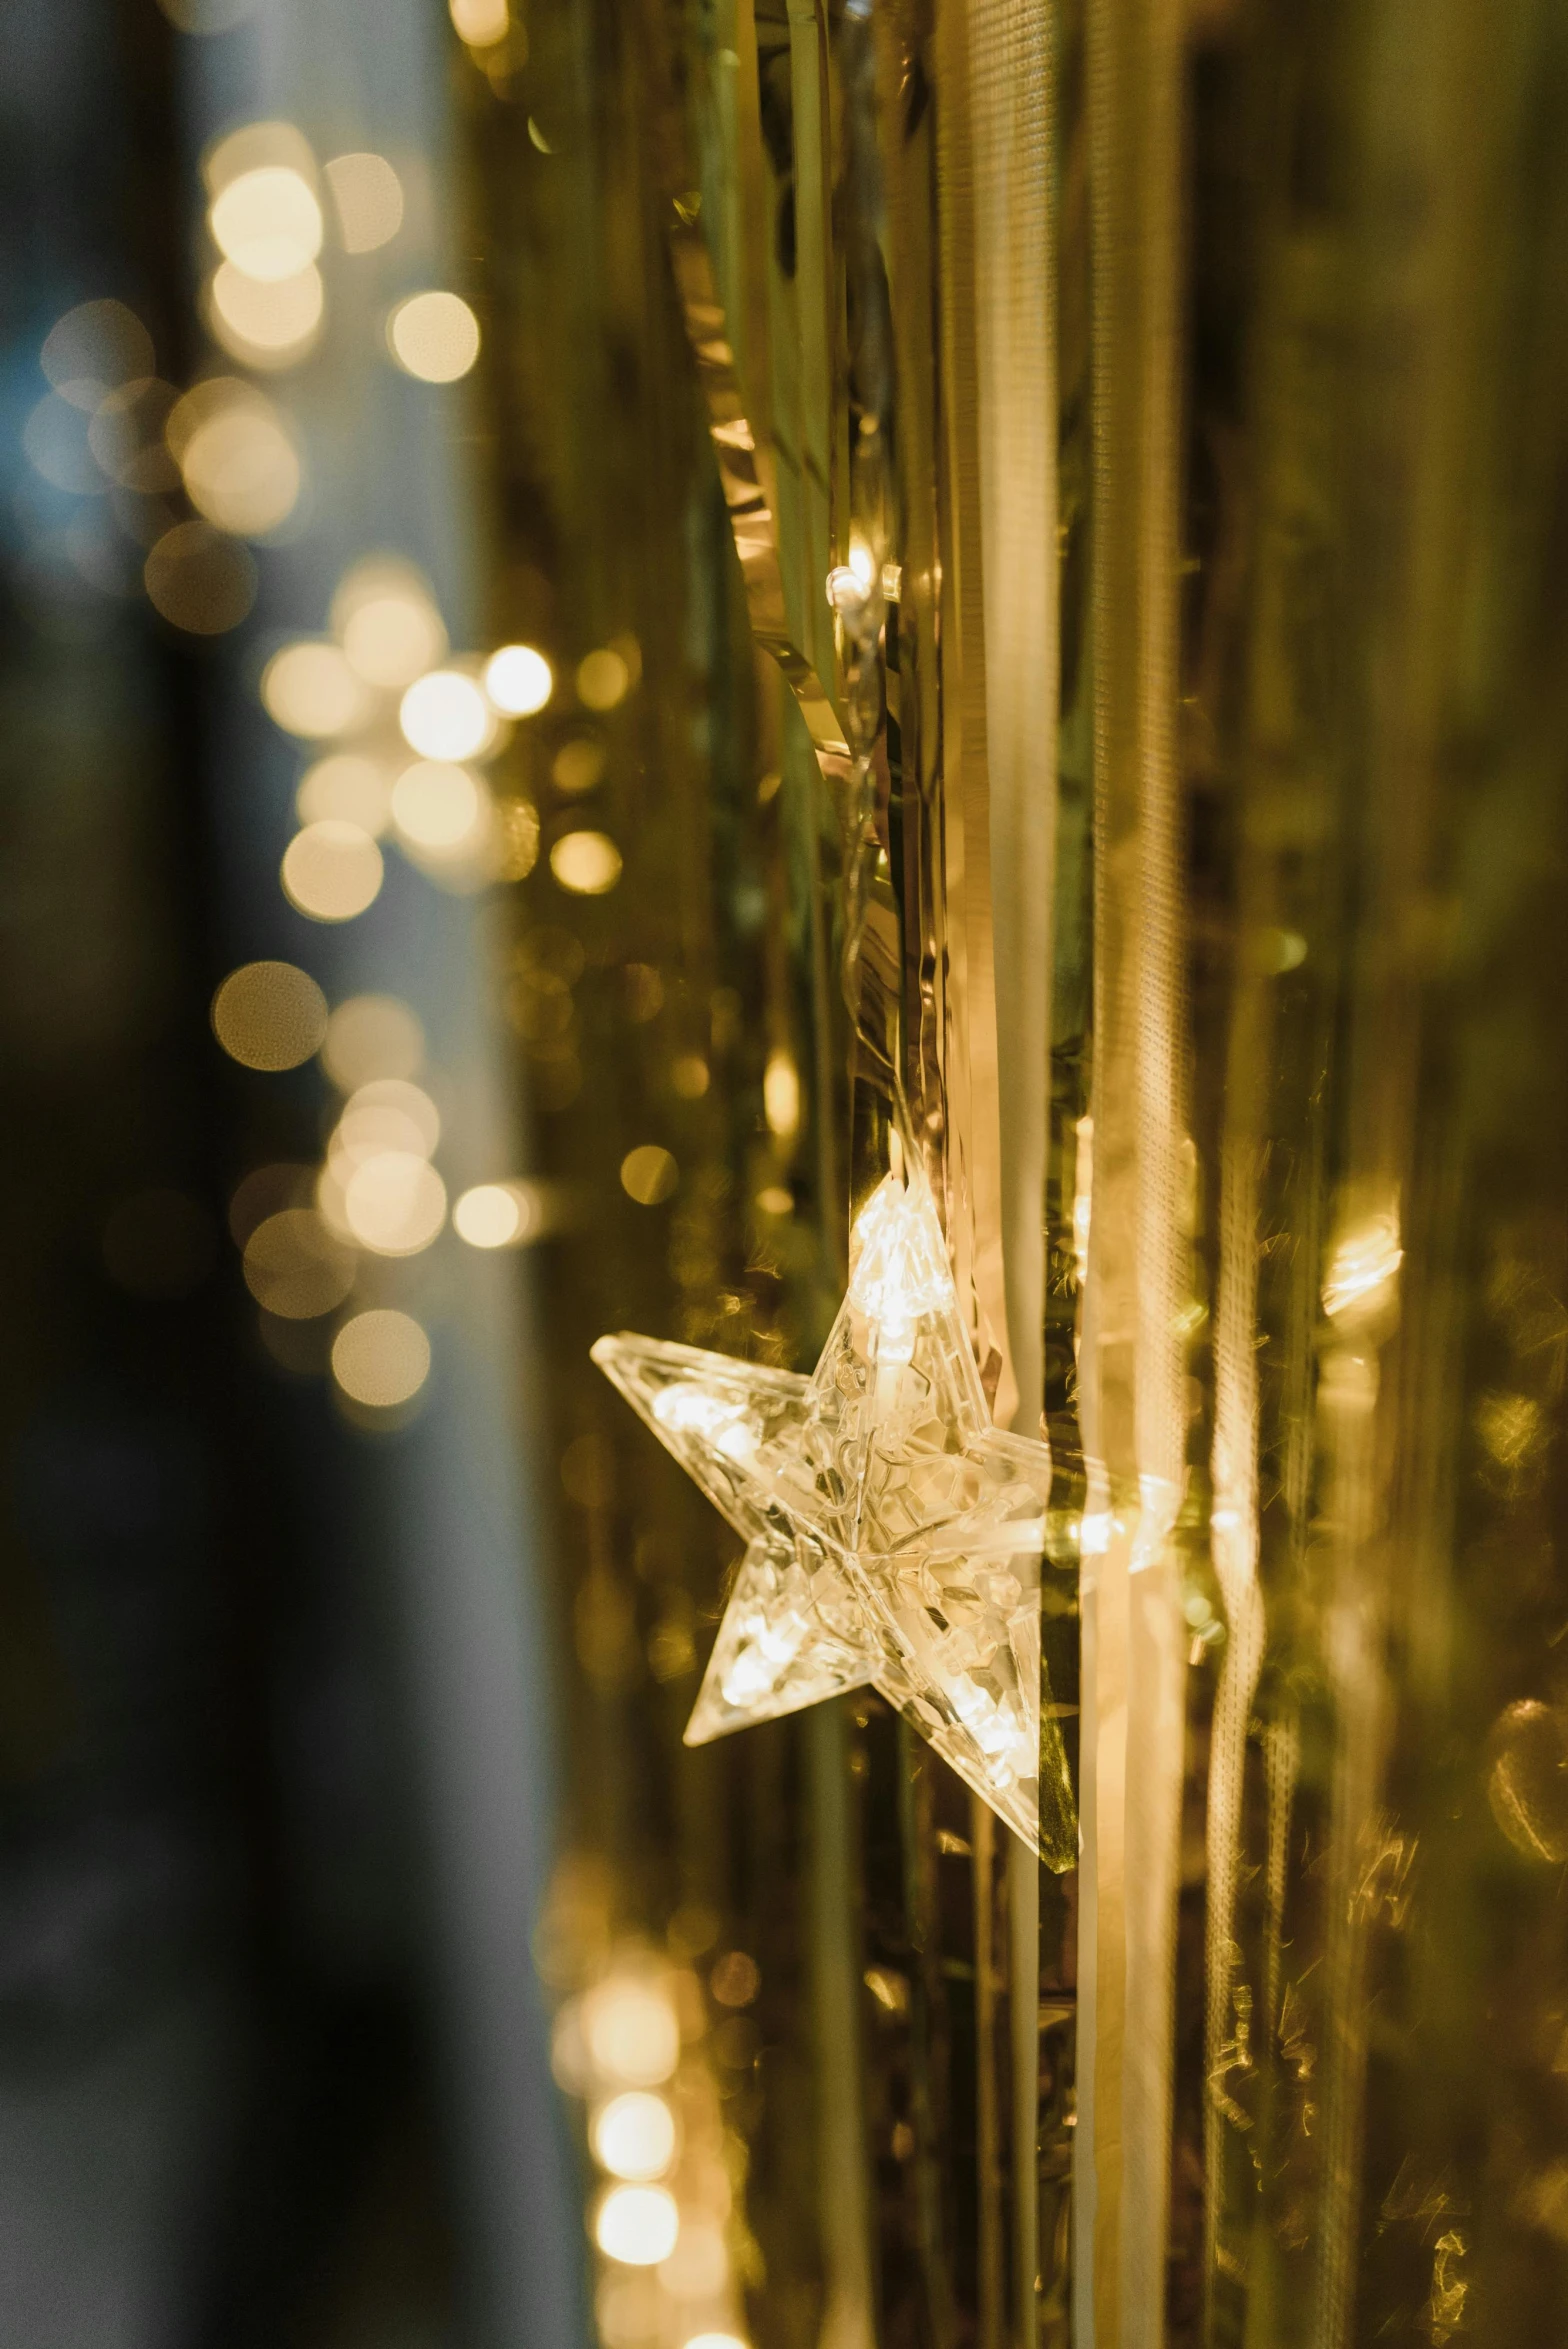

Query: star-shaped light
[593,1166,1075,1858]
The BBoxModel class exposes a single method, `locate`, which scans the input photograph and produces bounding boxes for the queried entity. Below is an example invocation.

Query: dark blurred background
[0,2,581,2342]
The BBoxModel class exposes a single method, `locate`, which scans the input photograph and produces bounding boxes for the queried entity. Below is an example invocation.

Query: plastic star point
[593,1168,1075,1859]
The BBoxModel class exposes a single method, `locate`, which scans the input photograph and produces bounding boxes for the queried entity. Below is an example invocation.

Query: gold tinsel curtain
[466,1,1568,2346]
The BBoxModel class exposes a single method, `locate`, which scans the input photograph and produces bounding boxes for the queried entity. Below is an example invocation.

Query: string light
[400,668,493,760]
[484,642,552,714]
[387,291,480,383]
[595,1164,1065,1851]
[659,2222,727,2299]
[550,830,621,895]
[450,0,508,43]
[145,522,256,634]
[620,1147,677,1206]
[210,165,323,282]
[242,1209,354,1319]
[391,760,486,852]
[263,642,370,738]
[591,2092,677,2182]
[211,961,327,1070]
[334,1078,441,1162]
[191,153,490,1427]
[582,1977,681,2086]
[332,1309,431,1406]
[762,1049,799,1138]
[281,821,383,921]
[334,559,447,689]
[169,379,301,537]
[577,646,630,709]
[208,261,324,365]
[341,1151,446,1255]
[296,754,392,835]
[322,995,424,1089]
[454,1182,536,1248]
[594,2185,679,2268]
[323,152,404,251]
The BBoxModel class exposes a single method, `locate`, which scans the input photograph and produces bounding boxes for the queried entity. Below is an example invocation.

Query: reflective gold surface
[470,7,1074,2346]
[473,0,1568,2344]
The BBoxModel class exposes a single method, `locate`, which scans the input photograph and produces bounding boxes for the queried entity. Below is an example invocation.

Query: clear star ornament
[593,1165,1077,1860]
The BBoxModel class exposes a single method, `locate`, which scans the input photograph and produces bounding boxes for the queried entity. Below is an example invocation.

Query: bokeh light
[88,378,180,491]
[596,2276,665,2349]
[399,669,493,760]
[281,822,384,921]
[453,1182,536,1248]
[577,647,630,710]
[763,1049,799,1138]
[624,965,664,1022]
[209,261,324,365]
[211,961,328,1070]
[582,1979,680,2086]
[169,379,301,537]
[709,1950,760,2007]
[551,738,606,796]
[342,1153,447,1255]
[322,995,425,1090]
[335,560,447,690]
[1322,1207,1404,1323]
[331,1309,431,1407]
[41,298,154,409]
[659,2221,728,2298]
[323,151,404,252]
[682,2336,750,2349]
[594,2186,679,2268]
[262,642,371,738]
[494,797,541,881]
[391,761,486,851]
[450,0,509,43]
[297,754,392,835]
[620,1147,677,1207]
[335,1078,441,1162]
[591,2092,677,2183]
[242,1208,356,1319]
[210,164,323,281]
[549,1998,591,2095]
[228,1163,314,1244]
[387,291,481,383]
[484,642,553,715]
[145,521,257,633]
[551,830,622,895]
[24,394,105,493]
[203,118,315,192]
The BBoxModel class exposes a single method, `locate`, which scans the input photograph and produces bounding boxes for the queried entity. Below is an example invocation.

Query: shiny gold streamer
[1203,1132,1266,2304]
[1079,0,1187,2339]
[967,0,1056,1454]
[664,221,850,799]
[931,0,1012,1424]
[963,9,1057,2343]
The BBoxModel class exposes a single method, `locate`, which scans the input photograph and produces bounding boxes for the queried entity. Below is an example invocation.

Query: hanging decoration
[595,1155,1075,1860]
[586,4,1079,1867]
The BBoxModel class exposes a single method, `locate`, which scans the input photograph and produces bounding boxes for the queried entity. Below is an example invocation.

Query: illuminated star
[593,1166,1075,1858]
